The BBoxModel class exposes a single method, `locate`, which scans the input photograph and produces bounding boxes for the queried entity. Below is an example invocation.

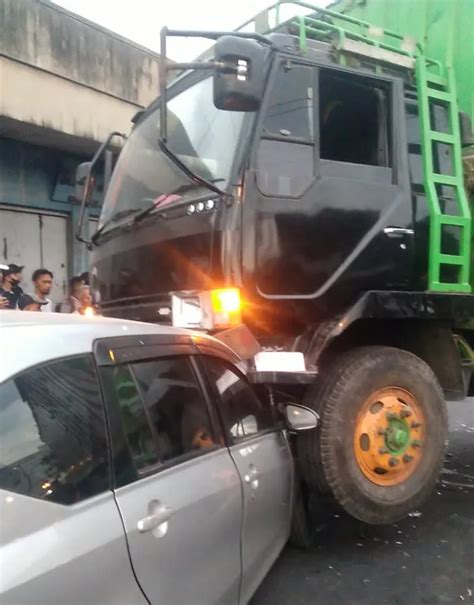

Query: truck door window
[263,63,314,139]
[319,70,390,167]
[257,62,315,198]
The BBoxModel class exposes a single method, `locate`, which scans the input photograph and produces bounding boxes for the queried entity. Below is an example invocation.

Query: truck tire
[298,346,448,525]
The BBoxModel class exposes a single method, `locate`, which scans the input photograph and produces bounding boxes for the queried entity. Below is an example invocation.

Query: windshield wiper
[91,208,142,243]
[158,138,226,198]
[133,179,224,225]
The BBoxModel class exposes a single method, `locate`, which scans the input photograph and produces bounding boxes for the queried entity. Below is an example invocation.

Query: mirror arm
[75,130,125,245]
[159,27,168,142]
[158,26,276,141]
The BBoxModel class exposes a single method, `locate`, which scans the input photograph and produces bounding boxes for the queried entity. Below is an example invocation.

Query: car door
[99,353,243,605]
[202,356,293,605]
[0,355,145,605]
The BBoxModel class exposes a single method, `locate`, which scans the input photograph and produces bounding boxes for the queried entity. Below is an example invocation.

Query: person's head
[79,271,90,286]
[3,264,23,288]
[78,285,92,307]
[32,269,53,297]
[70,276,84,298]
[18,294,47,312]
[0,264,8,287]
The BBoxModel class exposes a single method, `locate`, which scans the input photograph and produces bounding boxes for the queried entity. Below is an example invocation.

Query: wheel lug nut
[386,412,398,421]
[389,457,400,467]
[411,421,421,428]
[400,409,412,418]
[403,454,414,463]
[411,440,423,448]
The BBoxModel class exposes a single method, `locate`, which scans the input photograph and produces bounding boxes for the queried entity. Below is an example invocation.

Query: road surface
[252,399,474,605]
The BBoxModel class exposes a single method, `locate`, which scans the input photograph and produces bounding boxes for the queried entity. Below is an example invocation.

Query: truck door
[243,60,413,301]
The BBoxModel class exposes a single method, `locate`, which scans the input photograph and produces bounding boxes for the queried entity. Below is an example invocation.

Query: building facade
[0,0,161,304]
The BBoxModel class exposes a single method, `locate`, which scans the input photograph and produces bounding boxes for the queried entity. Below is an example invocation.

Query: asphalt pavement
[252,399,474,605]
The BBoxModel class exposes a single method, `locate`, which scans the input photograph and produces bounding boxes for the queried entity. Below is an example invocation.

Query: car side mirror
[213,35,264,112]
[74,161,94,205]
[284,404,319,431]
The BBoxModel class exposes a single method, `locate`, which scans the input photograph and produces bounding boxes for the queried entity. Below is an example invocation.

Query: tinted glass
[132,357,216,463]
[0,356,109,504]
[257,140,314,197]
[205,358,274,442]
[319,71,390,167]
[99,77,244,232]
[101,365,158,474]
[263,63,314,140]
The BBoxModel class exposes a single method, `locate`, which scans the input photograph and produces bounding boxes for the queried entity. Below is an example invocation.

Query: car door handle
[137,500,174,533]
[383,227,414,238]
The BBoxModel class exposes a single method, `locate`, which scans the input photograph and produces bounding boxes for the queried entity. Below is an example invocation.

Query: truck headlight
[171,288,242,330]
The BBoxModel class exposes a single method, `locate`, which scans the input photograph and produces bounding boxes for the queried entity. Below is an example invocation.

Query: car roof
[0,311,227,382]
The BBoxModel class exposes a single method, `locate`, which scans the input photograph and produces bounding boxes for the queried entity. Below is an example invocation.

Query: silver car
[0,311,316,604]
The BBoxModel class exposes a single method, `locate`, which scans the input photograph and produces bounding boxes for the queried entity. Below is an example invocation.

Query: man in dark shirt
[0,264,24,309]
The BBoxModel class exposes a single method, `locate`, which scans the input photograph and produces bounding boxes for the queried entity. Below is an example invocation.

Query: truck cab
[90,31,418,342]
[77,1,474,526]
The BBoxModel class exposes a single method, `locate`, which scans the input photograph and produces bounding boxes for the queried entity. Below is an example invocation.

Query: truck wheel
[298,346,448,525]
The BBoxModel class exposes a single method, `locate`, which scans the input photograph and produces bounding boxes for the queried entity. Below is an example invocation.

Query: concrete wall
[0,54,142,154]
[0,0,161,152]
[0,0,160,106]
[0,137,85,212]
[0,0,163,279]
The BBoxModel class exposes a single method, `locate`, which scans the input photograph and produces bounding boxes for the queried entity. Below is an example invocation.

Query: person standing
[57,276,84,313]
[18,294,49,312]
[0,264,9,308]
[31,269,54,312]
[75,285,94,315]
[0,264,24,309]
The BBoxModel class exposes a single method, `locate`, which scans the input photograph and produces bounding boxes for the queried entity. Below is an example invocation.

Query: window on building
[204,358,274,443]
[0,356,109,505]
[319,70,391,167]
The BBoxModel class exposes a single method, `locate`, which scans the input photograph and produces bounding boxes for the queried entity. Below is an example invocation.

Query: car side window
[132,357,217,465]
[0,355,109,504]
[100,364,159,476]
[205,357,274,443]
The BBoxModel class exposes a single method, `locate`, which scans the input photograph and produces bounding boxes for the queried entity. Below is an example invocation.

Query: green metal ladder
[416,58,472,292]
[236,0,472,294]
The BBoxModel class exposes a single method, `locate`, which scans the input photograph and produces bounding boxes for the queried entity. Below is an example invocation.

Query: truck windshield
[98,76,245,232]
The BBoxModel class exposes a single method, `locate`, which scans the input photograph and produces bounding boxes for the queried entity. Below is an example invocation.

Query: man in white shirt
[31,269,54,312]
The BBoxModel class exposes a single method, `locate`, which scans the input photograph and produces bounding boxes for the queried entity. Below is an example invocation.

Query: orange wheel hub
[353,387,425,486]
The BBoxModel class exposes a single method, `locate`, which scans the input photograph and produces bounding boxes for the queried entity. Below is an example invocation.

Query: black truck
[76,2,474,525]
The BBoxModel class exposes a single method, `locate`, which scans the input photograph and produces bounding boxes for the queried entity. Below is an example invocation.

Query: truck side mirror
[74,161,94,205]
[213,36,264,112]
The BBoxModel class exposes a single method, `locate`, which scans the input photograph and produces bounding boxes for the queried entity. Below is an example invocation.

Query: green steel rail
[236,0,472,294]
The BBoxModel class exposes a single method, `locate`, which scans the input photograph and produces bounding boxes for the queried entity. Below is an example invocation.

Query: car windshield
[98,76,245,232]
